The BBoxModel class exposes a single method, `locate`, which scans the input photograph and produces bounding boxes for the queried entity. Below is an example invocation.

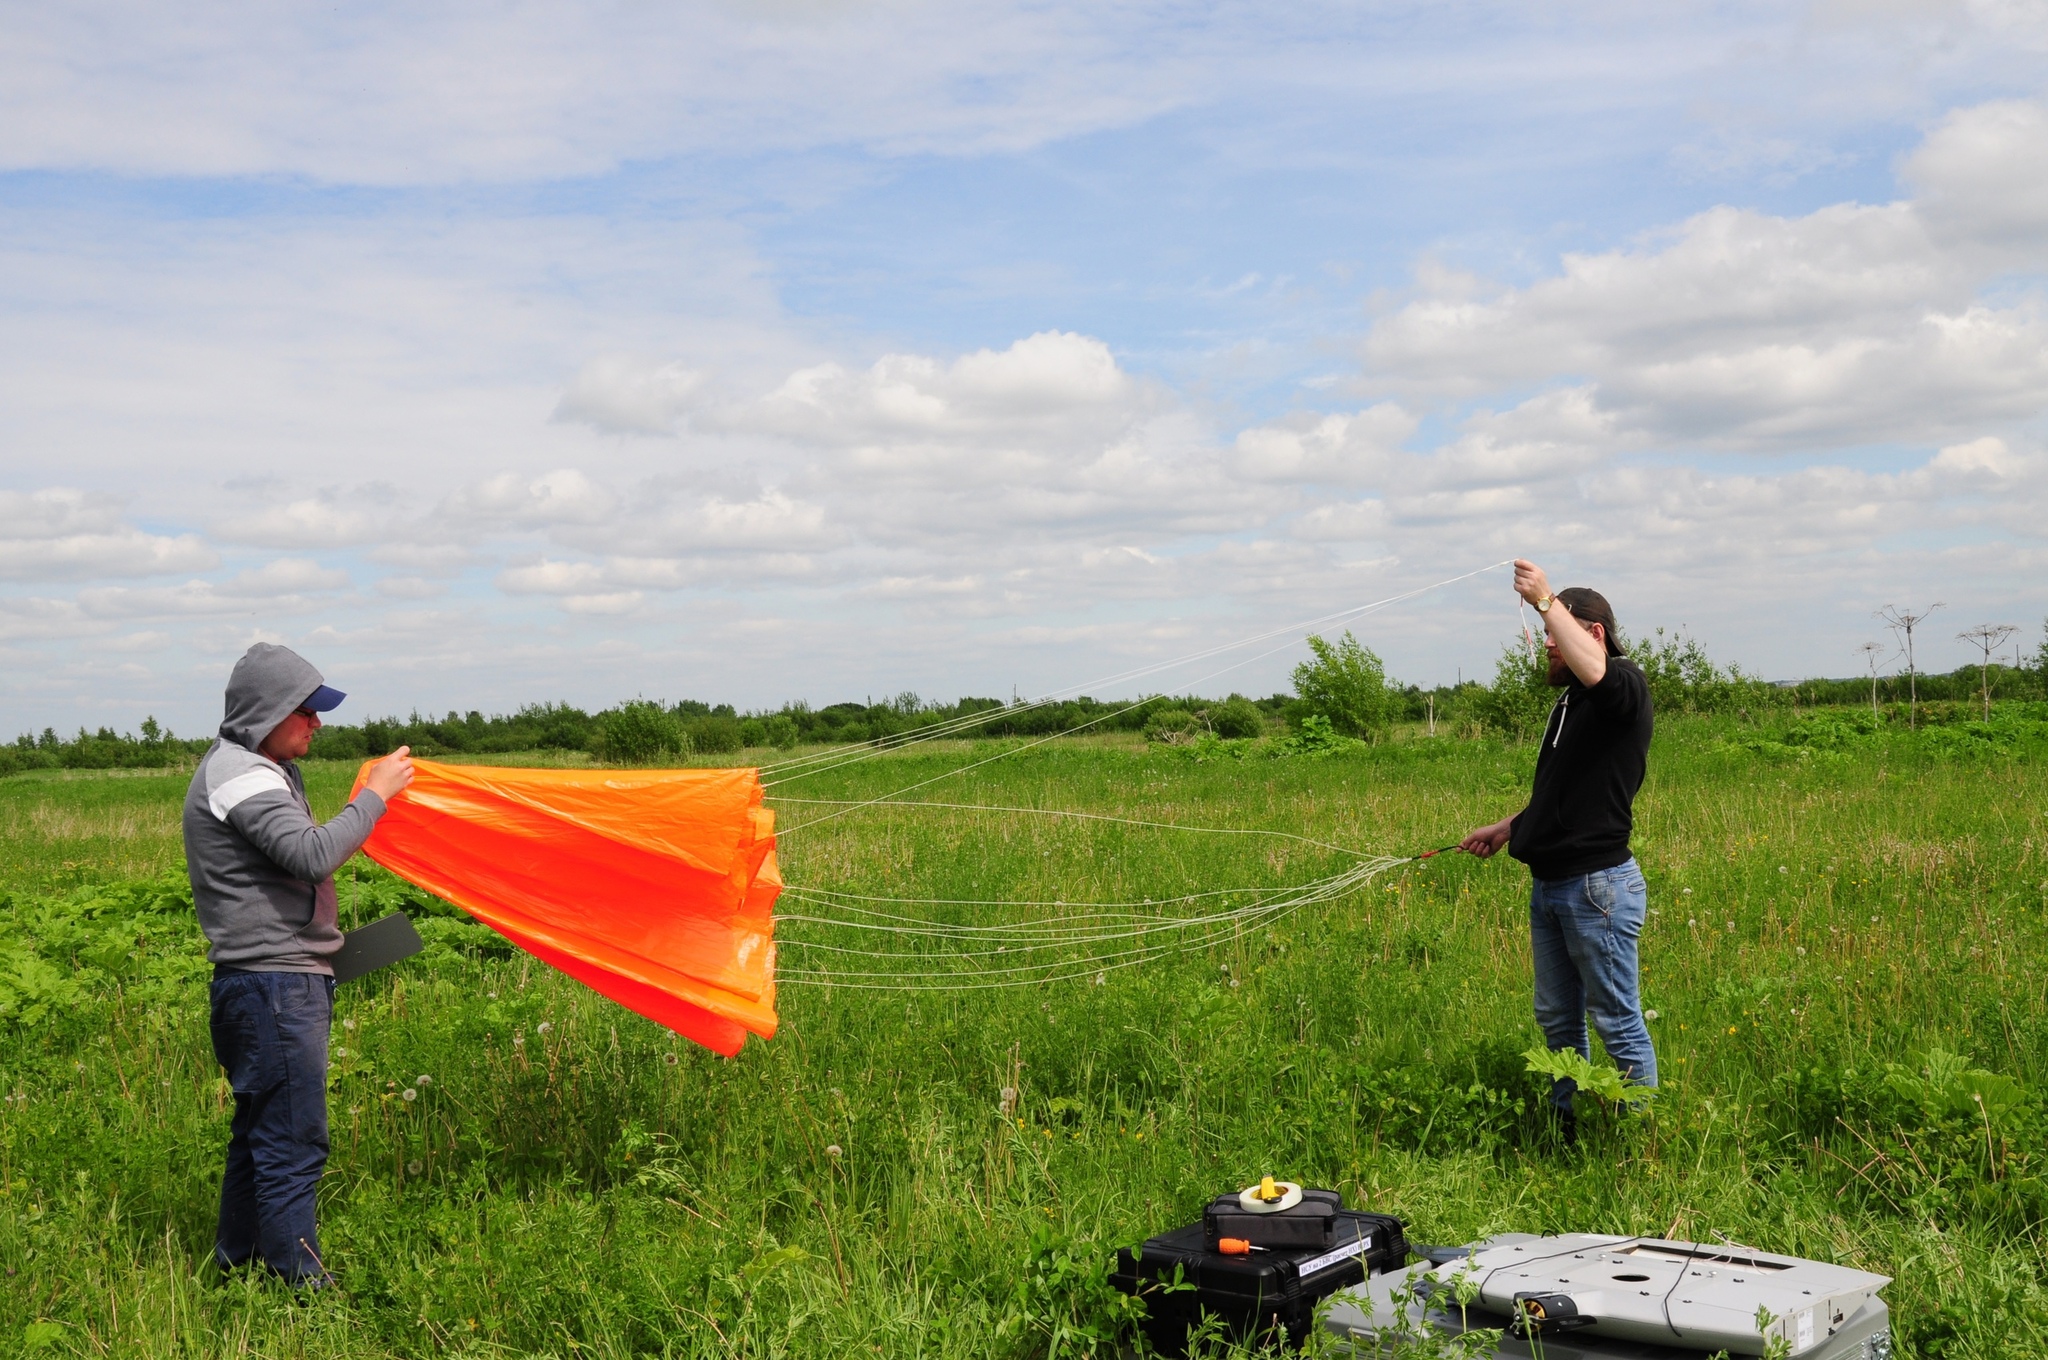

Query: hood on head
[220,643,330,752]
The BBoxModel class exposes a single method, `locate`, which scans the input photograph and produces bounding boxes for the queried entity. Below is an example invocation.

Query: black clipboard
[332,911,425,984]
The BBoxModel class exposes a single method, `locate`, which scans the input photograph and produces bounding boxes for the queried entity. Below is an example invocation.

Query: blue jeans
[1530,859,1657,1110]
[209,971,335,1282]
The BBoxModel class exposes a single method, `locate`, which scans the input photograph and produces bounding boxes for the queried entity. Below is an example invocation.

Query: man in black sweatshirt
[1461,560,1656,1128]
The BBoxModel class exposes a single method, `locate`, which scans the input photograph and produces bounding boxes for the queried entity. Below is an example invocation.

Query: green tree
[1209,695,1264,739]
[1473,639,1552,739]
[1292,631,1393,739]
[597,701,688,765]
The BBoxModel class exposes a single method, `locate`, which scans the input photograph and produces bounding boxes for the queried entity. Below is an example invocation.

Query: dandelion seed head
[663,1052,679,1067]
[826,1144,842,1157]
[1643,1010,1660,1021]
[342,1019,357,1031]
[407,1160,423,1175]
[402,1087,417,1102]
[536,1022,552,1035]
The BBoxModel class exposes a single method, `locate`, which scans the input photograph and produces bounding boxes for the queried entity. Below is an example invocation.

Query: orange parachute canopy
[350,758,779,1056]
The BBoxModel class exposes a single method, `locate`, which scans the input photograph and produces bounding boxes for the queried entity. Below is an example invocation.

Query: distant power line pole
[1855,641,1887,717]
[1958,624,2018,721]
[1877,603,1943,730]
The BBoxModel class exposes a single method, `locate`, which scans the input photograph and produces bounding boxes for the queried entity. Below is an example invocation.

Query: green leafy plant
[1522,1046,1656,1111]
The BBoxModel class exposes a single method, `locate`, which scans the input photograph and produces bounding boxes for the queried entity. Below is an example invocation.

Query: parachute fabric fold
[350,759,779,1055]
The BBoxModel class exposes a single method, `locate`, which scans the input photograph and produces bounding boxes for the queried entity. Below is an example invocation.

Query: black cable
[1658,1235,1708,1339]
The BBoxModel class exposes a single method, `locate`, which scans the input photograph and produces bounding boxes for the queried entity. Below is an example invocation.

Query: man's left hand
[1513,559,1554,607]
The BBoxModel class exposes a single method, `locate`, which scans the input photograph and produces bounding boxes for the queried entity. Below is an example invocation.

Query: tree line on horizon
[6,620,2045,774]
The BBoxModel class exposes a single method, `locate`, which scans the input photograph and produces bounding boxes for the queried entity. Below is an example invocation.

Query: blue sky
[3,1,2046,735]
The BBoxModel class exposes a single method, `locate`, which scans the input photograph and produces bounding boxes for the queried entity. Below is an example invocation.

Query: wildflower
[1688,918,1697,927]
[1726,921,1736,931]
[415,1074,431,1086]
[663,1052,679,1067]
[512,1031,525,1047]
[999,1086,1019,1117]
[826,1144,842,1158]
[536,1022,553,1035]
[1229,978,1239,988]
[407,1160,423,1175]
[343,1019,357,1031]
[1796,947,1807,956]
[1682,887,1693,895]
[334,1047,348,1058]
[1778,866,1788,874]
[402,1088,417,1102]
[1870,915,1879,923]
[1643,1009,1660,1021]
[486,992,497,1000]
[1727,1026,1738,1034]
[1095,973,1106,986]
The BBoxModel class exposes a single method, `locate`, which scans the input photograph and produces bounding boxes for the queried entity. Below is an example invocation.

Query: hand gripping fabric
[352,759,780,1055]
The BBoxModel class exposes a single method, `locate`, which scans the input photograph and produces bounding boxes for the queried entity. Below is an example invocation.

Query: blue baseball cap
[300,684,347,713]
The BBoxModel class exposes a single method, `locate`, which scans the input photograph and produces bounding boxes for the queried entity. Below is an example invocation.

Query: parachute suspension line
[757,559,1513,789]
[766,797,1374,859]
[767,562,1512,836]
[775,853,1411,990]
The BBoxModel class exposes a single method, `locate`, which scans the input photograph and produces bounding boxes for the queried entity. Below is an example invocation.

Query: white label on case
[1297,1235,1372,1276]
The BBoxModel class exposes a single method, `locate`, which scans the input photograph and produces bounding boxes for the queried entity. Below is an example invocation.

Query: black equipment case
[1111,1193,1407,1357]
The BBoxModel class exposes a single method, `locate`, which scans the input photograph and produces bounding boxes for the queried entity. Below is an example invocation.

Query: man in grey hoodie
[184,642,413,1283]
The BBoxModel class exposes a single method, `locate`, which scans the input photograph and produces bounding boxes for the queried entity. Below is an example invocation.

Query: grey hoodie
[182,643,387,973]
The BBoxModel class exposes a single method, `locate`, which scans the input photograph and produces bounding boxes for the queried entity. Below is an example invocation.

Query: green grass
[1,717,2046,1357]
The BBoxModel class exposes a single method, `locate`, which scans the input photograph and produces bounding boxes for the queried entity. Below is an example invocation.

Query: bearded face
[1542,620,1603,686]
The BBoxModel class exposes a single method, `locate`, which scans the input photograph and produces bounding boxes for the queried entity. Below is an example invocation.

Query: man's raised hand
[364,745,415,801]
[1512,558,1553,607]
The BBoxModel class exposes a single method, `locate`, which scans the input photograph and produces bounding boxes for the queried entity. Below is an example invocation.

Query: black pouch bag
[1110,1199,1407,1357]
[1204,1187,1343,1250]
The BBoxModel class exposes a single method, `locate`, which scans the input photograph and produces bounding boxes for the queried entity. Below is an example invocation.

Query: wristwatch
[1533,594,1552,613]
